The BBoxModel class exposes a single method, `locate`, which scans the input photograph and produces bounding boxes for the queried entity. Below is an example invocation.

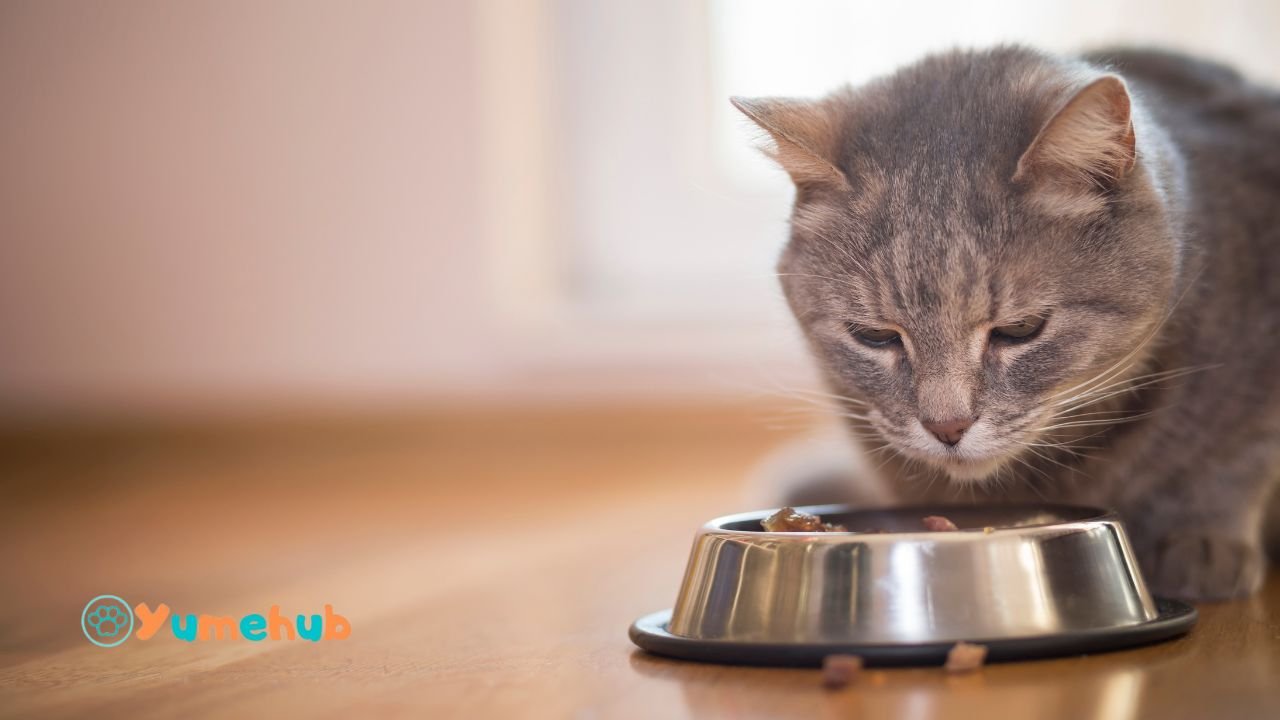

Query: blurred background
[4,0,1280,424]
[4,3,1280,715]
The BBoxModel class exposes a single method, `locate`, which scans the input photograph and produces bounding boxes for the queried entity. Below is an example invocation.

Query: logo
[80,596,350,647]
[82,595,136,648]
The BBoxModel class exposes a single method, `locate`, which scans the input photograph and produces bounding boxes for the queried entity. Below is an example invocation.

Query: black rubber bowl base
[629,598,1196,667]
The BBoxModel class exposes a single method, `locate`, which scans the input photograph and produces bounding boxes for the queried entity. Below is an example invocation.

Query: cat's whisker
[1037,425,1118,449]
[991,463,1007,494]
[734,374,874,411]
[1045,404,1153,421]
[772,272,866,294]
[807,230,877,280]
[1016,440,1101,460]
[1023,444,1085,478]
[1036,411,1158,433]
[845,434,887,445]
[1058,362,1216,400]
[1031,409,1155,440]
[1042,340,1155,408]
[1042,266,1206,406]
[1049,364,1218,411]
[862,442,895,457]
[1047,378,1164,421]
[782,386,872,407]
[1042,448,1100,465]
[901,455,919,483]
[1009,454,1052,498]
[1045,410,1145,426]
[764,398,860,420]
[871,450,901,478]
[1043,378,1195,431]
[920,468,939,497]
[754,408,841,425]
[768,389,870,407]
[1051,369,1209,418]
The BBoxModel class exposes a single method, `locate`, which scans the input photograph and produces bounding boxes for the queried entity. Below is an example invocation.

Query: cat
[734,46,1280,601]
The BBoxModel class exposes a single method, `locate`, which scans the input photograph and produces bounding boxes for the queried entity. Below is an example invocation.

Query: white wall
[0,1,504,417]
[0,0,814,421]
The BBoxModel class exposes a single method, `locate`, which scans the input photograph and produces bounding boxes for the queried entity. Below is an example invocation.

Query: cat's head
[735,48,1180,482]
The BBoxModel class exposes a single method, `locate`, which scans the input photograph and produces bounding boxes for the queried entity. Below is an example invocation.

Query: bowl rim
[703,502,1119,540]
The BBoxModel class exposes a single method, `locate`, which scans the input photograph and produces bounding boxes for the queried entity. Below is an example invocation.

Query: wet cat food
[921,515,959,532]
[761,507,848,532]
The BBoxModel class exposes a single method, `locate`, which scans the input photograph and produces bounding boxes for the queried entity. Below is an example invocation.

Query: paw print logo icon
[81,595,134,648]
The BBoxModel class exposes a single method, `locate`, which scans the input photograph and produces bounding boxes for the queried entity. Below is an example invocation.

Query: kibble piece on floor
[822,654,864,688]
[945,642,989,672]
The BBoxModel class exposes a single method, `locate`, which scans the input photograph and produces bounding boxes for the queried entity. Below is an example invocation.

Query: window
[479,0,1280,386]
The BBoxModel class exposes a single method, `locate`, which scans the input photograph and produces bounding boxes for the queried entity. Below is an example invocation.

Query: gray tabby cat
[734,46,1280,601]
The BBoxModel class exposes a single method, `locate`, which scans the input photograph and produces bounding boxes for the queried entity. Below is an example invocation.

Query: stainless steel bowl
[631,504,1196,666]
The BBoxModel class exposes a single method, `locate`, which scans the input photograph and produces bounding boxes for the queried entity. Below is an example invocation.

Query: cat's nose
[922,417,975,446]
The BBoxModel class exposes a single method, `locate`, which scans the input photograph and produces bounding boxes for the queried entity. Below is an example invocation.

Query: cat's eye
[991,315,1047,342]
[848,325,901,348]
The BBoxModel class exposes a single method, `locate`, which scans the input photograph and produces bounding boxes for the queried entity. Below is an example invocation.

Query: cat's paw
[1145,534,1266,601]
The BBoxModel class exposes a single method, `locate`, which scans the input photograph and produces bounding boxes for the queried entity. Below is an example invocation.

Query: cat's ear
[1013,76,1137,191]
[731,95,852,190]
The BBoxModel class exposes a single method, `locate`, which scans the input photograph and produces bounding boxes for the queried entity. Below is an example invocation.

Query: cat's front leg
[1144,532,1266,601]
[1122,495,1270,601]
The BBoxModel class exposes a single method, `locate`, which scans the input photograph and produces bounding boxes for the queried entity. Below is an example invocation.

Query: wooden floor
[1,403,1277,719]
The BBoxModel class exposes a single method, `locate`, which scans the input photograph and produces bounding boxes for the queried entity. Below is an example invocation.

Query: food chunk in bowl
[760,507,847,532]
